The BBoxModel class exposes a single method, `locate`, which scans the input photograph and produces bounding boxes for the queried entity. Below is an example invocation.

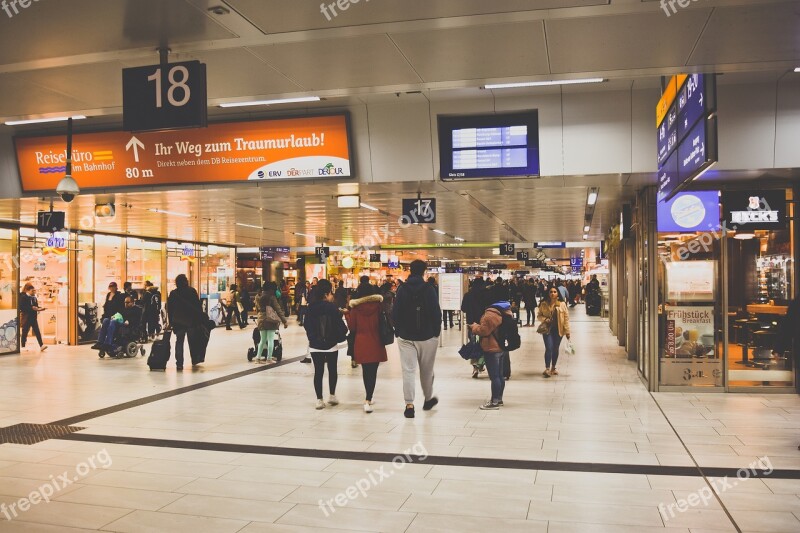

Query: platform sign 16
[123,61,208,132]
[500,243,515,256]
[402,198,436,224]
[315,246,330,260]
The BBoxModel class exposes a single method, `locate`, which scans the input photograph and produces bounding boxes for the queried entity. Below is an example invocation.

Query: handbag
[564,338,575,355]
[536,305,553,334]
[378,312,395,346]
[264,305,281,326]
[236,302,244,313]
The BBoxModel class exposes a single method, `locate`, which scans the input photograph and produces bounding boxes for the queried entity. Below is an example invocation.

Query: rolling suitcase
[147,331,171,370]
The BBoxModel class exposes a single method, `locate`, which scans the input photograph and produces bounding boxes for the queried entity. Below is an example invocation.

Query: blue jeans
[543,331,563,369]
[98,318,119,347]
[483,351,505,403]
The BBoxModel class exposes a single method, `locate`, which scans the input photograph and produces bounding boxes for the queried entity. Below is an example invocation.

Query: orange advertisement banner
[15,114,352,192]
[656,74,687,127]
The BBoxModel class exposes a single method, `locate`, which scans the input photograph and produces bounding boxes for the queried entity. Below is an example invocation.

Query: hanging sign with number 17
[123,61,208,132]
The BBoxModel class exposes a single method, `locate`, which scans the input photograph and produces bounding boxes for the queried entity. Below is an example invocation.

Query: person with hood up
[470,300,514,410]
[346,284,388,413]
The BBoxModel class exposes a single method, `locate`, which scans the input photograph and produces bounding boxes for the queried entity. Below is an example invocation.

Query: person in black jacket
[19,283,46,352]
[303,279,348,410]
[167,274,205,371]
[141,280,162,339]
[102,282,125,320]
[522,278,538,326]
[393,260,442,419]
[461,282,486,378]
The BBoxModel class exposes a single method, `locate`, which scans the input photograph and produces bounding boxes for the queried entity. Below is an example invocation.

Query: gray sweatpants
[398,337,439,404]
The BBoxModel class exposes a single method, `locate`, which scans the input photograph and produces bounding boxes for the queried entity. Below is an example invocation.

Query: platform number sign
[516,251,529,261]
[500,243,515,256]
[123,60,208,132]
[402,198,436,224]
[315,247,330,260]
[37,211,66,233]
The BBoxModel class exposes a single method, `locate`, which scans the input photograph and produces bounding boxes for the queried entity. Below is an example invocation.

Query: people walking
[295,280,308,326]
[167,274,206,371]
[537,286,571,377]
[392,260,442,418]
[255,282,288,364]
[303,280,348,409]
[141,280,162,339]
[470,300,514,410]
[522,278,538,326]
[225,284,245,330]
[346,285,388,413]
[19,283,46,352]
[240,285,252,326]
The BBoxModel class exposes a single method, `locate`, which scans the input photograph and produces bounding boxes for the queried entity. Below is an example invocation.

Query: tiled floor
[0,307,798,531]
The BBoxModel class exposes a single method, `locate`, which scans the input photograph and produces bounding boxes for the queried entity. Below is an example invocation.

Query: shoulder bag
[536,305,552,335]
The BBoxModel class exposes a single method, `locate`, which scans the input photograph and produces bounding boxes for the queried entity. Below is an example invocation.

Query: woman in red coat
[346,285,388,413]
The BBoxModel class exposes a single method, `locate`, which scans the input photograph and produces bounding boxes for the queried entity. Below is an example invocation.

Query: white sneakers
[364,402,373,413]
[315,399,325,410]
[327,395,339,406]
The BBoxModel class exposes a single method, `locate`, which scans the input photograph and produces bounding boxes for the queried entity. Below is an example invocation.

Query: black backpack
[401,286,428,338]
[491,306,521,351]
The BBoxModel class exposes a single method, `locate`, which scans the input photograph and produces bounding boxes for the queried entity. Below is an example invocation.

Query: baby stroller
[585,287,601,316]
[247,328,283,362]
[99,307,147,359]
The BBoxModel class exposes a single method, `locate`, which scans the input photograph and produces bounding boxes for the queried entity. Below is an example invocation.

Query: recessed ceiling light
[484,78,605,90]
[583,234,589,240]
[337,195,360,209]
[587,191,598,206]
[795,68,800,73]
[454,237,465,241]
[5,115,86,126]
[733,233,756,240]
[432,229,446,235]
[148,208,191,218]
[360,203,379,211]
[295,232,314,238]
[236,223,262,229]
[583,225,591,233]
[219,97,321,108]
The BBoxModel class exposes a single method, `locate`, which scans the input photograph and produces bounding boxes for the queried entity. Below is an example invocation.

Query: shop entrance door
[19,229,69,345]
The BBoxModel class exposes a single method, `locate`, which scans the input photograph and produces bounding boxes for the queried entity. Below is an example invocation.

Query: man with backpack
[393,260,442,418]
[142,281,162,339]
[470,299,520,410]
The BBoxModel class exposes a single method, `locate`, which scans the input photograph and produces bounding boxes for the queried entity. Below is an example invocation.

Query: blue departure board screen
[439,112,539,179]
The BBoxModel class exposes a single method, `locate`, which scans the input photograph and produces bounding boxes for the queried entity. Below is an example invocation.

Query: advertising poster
[438,273,464,311]
[665,261,715,302]
[15,114,352,191]
[664,306,714,358]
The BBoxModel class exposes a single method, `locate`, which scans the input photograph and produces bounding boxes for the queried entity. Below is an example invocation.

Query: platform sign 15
[123,61,208,132]
[402,198,436,224]
[516,251,529,261]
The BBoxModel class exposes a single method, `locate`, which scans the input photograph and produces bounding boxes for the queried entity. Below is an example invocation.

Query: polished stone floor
[0,307,798,532]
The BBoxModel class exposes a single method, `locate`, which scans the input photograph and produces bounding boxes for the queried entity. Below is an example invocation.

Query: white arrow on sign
[699,93,703,107]
[126,136,145,163]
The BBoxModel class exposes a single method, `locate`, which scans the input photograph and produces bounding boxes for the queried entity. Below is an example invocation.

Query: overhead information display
[439,111,539,179]
[657,74,717,202]
[15,114,353,192]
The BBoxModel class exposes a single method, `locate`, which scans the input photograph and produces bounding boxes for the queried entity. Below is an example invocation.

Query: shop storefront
[628,185,797,392]
[0,227,236,354]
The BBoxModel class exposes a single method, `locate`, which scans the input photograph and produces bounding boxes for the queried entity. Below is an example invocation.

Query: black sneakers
[422,397,439,411]
[404,405,415,418]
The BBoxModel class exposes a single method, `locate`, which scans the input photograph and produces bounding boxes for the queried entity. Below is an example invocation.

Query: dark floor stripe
[56,432,800,479]
[51,355,305,426]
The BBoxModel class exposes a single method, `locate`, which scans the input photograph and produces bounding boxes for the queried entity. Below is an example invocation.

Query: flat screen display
[438,112,539,179]
[657,191,720,233]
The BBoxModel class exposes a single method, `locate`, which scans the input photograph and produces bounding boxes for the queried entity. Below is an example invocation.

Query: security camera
[56,174,80,203]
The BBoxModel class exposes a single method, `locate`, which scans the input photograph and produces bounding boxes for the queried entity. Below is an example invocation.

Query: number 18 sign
[123,61,208,132]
